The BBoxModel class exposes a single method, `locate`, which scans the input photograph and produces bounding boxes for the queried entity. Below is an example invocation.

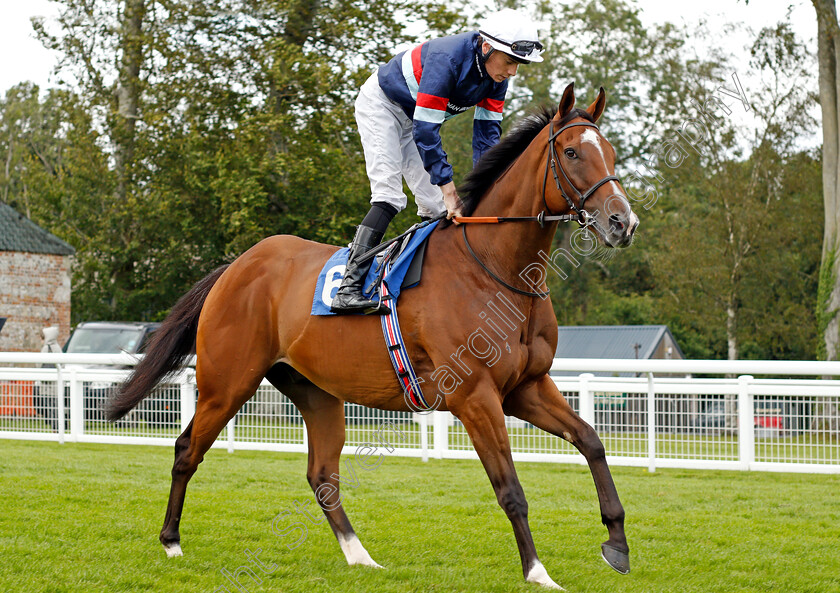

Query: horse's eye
[564,148,577,159]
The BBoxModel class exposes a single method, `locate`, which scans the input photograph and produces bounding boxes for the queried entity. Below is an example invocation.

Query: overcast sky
[0,0,819,95]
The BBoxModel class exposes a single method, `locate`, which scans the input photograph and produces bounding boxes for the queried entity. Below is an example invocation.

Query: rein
[460,224,549,298]
[452,212,579,226]
[453,119,621,298]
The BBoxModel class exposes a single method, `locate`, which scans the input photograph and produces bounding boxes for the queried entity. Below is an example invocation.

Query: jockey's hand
[440,181,464,224]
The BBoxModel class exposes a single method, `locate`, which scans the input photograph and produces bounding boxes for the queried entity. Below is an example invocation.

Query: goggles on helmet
[480,31,544,57]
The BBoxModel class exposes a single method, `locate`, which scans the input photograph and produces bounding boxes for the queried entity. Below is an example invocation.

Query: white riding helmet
[479,9,544,63]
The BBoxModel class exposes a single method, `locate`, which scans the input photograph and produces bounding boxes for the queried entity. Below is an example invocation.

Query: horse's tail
[105,265,230,422]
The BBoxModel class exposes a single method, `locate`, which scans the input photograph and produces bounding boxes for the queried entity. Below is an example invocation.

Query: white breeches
[355,73,446,218]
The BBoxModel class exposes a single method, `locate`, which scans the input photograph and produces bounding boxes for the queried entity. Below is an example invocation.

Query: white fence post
[418,413,429,462]
[433,411,448,459]
[55,364,65,445]
[647,372,656,473]
[227,416,235,453]
[69,367,82,441]
[579,373,595,426]
[180,371,195,433]
[738,375,755,470]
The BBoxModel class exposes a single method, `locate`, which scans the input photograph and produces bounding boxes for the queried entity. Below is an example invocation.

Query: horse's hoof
[601,543,629,574]
[163,542,183,558]
[526,561,565,590]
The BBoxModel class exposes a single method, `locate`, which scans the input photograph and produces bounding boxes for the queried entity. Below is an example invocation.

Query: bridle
[454,119,621,227]
[542,119,621,225]
[457,117,622,298]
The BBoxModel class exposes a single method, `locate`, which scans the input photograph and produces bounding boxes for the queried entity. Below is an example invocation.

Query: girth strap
[379,273,432,410]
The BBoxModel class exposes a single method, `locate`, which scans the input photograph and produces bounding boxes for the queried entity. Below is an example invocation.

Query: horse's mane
[442,106,594,226]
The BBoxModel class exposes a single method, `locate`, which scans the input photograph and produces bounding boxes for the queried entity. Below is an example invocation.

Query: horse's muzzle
[604,212,638,248]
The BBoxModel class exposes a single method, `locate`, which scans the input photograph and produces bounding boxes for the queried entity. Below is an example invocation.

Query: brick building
[0,200,75,351]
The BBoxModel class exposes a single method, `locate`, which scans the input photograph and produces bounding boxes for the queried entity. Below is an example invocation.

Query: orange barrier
[0,380,36,417]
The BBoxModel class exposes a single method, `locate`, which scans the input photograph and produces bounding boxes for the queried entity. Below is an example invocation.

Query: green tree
[507,8,820,362]
[746,0,840,367]
[23,0,438,320]
[738,150,823,360]
[647,22,817,359]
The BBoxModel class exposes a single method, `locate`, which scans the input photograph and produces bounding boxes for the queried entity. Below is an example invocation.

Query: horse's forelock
[557,107,595,126]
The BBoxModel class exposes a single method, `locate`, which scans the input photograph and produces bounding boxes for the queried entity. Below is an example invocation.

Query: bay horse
[107,82,638,590]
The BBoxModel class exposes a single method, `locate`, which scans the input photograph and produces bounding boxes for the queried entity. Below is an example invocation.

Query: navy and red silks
[377,32,508,186]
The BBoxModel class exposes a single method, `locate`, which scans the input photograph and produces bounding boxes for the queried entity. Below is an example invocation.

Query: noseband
[542,120,621,225]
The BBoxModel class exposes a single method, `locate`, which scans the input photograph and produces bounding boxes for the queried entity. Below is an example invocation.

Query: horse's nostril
[609,214,625,231]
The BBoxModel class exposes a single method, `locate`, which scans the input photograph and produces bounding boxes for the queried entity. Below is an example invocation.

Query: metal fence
[1,353,838,473]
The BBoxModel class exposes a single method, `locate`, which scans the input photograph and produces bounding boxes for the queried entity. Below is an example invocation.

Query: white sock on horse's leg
[525,560,564,590]
[338,533,383,568]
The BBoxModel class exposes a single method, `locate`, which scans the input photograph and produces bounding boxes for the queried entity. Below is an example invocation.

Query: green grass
[1,439,839,593]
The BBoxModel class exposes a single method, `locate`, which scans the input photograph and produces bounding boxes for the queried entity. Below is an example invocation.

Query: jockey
[330,8,544,315]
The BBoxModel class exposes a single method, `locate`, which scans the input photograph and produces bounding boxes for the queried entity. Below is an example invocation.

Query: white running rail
[1,354,838,473]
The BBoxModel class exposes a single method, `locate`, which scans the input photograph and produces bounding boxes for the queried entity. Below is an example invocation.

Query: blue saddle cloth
[310,221,439,316]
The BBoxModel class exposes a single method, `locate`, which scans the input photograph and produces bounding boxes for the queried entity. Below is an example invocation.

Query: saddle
[310,220,438,316]
[364,221,431,298]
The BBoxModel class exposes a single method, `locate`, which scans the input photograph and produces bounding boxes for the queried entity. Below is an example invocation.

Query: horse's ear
[556,82,575,120]
[586,87,606,122]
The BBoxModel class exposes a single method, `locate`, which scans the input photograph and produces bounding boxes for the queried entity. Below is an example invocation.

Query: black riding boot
[330,225,389,315]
